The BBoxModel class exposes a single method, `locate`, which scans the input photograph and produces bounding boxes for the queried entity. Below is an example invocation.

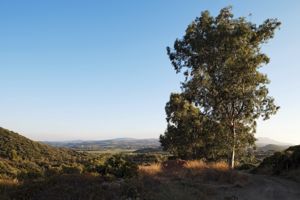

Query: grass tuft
[138,163,162,176]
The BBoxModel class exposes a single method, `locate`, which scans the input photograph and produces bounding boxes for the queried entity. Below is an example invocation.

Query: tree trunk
[230,122,236,169]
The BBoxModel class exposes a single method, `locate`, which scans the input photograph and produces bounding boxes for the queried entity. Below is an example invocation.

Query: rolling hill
[256,137,293,147]
[1,127,300,200]
[0,127,83,161]
[257,144,289,152]
[254,145,300,182]
[44,138,161,151]
[44,137,292,153]
[0,127,90,180]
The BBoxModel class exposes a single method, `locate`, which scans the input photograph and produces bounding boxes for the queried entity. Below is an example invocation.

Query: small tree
[163,7,280,168]
[160,93,204,159]
[160,93,228,160]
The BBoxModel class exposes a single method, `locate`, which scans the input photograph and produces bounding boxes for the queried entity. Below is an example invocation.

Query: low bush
[98,154,138,178]
[237,163,256,171]
[61,164,83,174]
[254,145,300,177]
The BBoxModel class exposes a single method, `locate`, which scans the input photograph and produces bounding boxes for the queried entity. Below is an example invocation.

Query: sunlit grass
[0,179,19,186]
[209,161,230,171]
[137,160,247,184]
[183,160,207,170]
[139,163,162,176]
[138,160,230,176]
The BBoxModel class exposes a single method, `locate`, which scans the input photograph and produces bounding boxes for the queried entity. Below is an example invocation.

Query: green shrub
[17,170,43,179]
[61,164,83,174]
[17,161,44,179]
[121,179,140,199]
[129,153,167,165]
[0,161,18,178]
[255,145,300,176]
[98,154,138,178]
[237,163,256,170]
[45,166,63,176]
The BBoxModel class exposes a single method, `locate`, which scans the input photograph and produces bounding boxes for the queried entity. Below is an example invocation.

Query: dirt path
[215,174,300,200]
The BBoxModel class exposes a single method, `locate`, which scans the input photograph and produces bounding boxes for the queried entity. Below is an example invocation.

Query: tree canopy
[160,7,280,168]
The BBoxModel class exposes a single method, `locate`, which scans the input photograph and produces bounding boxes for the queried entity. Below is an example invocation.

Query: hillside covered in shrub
[254,145,300,181]
[1,127,300,199]
[0,127,93,179]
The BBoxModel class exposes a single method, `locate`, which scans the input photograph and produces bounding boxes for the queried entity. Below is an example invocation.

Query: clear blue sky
[0,0,299,143]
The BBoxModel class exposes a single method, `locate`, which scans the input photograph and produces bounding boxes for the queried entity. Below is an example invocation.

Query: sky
[0,0,299,143]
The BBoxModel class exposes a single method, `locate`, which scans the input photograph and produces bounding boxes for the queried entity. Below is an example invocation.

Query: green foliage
[160,93,228,160]
[121,179,140,199]
[8,150,19,161]
[237,163,256,170]
[161,7,280,167]
[7,174,124,200]
[0,161,19,179]
[17,161,44,179]
[160,93,203,159]
[0,127,93,180]
[98,154,138,178]
[61,164,83,174]
[255,145,300,177]
[0,127,88,163]
[44,166,63,177]
[129,153,168,164]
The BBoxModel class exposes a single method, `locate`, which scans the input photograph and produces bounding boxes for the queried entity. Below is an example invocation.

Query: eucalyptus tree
[160,93,229,160]
[163,7,280,168]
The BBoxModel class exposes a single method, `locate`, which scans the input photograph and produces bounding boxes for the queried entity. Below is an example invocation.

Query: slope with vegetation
[0,127,169,199]
[1,6,299,200]
[0,127,300,200]
[254,145,300,182]
[0,127,91,179]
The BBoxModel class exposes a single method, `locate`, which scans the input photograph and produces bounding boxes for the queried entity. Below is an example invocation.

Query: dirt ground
[213,174,300,200]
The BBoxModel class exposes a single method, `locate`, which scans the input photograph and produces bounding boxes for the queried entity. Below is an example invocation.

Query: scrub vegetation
[1,7,300,200]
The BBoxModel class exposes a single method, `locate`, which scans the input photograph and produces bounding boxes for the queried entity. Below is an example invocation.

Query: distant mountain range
[257,144,289,152]
[43,137,294,152]
[44,138,161,151]
[256,137,293,147]
[254,137,293,152]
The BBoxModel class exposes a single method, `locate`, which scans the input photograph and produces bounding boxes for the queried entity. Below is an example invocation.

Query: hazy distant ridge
[44,138,160,150]
[44,137,292,151]
[256,137,293,147]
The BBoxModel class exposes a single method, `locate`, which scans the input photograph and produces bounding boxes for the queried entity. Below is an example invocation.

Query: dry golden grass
[183,160,229,170]
[137,160,248,185]
[138,163,162,176]
[183,160,207,170]
[138,160,230,176]
[0,179,19,186]
[0,178,19,199]
[209,161,230,171]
